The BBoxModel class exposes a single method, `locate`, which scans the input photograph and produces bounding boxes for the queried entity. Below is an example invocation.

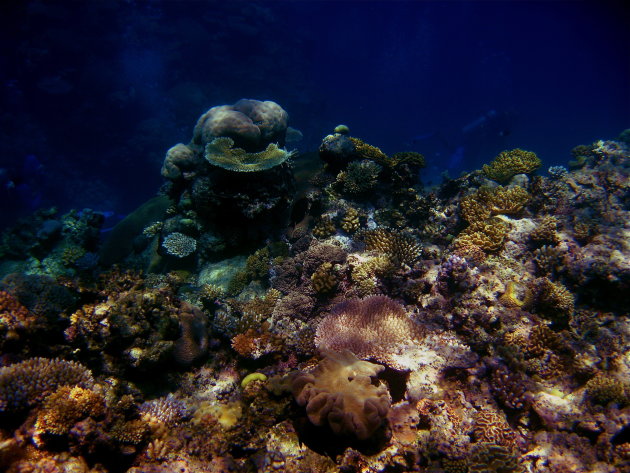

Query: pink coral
[315,295,421,369]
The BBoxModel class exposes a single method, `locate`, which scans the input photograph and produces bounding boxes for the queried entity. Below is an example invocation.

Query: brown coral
[454,217,508,253]
[341,207,361,233]
[289,350,390,440]
[530,215,561,246]
[460,186,530,225]
[311,262,338,294]
[312,216,336,239]
[33,386,106,446]
[0,358,93,412]
[364,228,422,266]
[482,148,542,183]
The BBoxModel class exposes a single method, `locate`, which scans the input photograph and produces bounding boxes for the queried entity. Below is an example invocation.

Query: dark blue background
[0,0,628,228]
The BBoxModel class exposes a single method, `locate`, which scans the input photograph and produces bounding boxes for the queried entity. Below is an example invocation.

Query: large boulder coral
[289,350,391,440]
[192,99,289,152]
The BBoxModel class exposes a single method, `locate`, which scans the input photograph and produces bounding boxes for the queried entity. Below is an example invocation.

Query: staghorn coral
[0,358,93,412]
[364,228,422,266]
[482,148,541,183]
[289,350,390,440]
[310,262,338,294]
[315,295,421,369]
[204,136,295,172]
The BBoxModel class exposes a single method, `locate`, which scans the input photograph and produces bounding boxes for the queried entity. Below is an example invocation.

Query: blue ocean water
[0,1,628,227]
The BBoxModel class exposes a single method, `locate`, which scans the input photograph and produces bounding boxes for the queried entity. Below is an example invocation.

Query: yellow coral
[349,137,389,166]
[482,148,541,183]
[461,186,529,225]
[312,216,336,239]
[500,281,533,309]
[204,137,295,172]
[454,218,508,252]
[341,207,360,233]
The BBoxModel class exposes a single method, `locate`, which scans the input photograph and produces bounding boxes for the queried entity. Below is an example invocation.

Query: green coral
[337,160,382,195]
[204,137,295,172]
[482,148,541,183]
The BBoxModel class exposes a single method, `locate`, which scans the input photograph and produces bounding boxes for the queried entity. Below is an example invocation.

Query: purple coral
[436,255,478,294]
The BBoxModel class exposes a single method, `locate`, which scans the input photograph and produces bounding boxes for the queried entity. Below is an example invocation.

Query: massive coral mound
[192,99,289,152]
[289,349,391,440]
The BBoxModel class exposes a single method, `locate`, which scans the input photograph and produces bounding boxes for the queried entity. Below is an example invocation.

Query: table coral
[289,350,391,440]
[204,137,295,173]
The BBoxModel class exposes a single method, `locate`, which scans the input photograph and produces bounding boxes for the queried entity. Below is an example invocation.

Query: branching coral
[336,160,382,195]
[204,137,295,172]
[33,386,106,446]
[460,186,530,225]
[454,218,508,253]
[162,232,197,258]
[315,295,421,369]
[340,207,361,233]
[0,358,93,412]
[482,148,541,183]
[311,262,338,294]
[364,228,422,266]
[289,350,390,440]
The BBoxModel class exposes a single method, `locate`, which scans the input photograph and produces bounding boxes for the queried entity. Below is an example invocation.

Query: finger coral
[0,358,93,412]
[315,295,421,369]
[289,350,390,440]
[482,148,542,183]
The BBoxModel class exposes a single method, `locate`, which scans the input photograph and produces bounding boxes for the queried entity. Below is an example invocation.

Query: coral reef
[2,114,629,472]
[288,350,391,440]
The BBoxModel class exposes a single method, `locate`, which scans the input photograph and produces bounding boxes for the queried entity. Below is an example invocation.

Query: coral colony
[0,99,629,473]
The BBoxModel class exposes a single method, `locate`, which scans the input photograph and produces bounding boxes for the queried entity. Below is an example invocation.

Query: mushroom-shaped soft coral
[290,350,391,440]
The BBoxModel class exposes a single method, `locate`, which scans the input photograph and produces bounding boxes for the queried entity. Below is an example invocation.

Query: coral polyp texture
[1,115,629,472]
